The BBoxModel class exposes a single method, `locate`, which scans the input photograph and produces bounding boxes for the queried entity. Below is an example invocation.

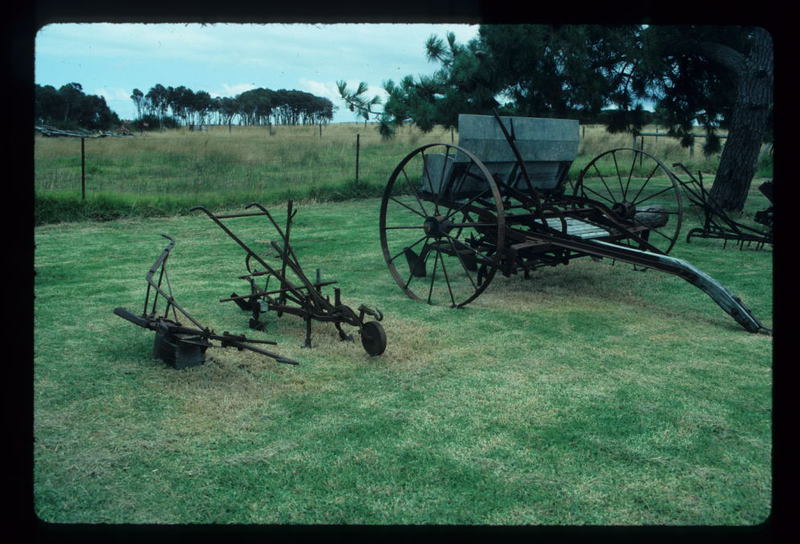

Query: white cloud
[299,78,390,120]
[35,22,481,123]
[216,83,258,98]
[298,79,341,102]
[94,86,131,102]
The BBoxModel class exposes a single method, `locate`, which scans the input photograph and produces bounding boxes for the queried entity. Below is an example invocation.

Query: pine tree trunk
[708,28,773,212]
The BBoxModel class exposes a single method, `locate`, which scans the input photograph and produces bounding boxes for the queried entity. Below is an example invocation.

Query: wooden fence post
[639,136,644,168]
[81,137,86,200]
[355,133,360,184]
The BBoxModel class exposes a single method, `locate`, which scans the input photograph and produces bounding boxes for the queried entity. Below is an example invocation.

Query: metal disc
[360,321,387,356]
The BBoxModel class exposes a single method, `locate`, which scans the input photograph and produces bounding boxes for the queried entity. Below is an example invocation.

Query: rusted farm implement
[379,113,769,334]
[671,163,773,249]
[193,201,387,356]
[114,234,299,368]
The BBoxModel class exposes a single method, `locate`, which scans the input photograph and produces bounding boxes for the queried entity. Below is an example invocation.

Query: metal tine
[268,241,334,311]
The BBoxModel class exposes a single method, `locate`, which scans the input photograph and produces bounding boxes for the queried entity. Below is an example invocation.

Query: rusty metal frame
[672,163,772,250]
[379,111,770,334]
[114,234,299,367]
[193,202,387,356]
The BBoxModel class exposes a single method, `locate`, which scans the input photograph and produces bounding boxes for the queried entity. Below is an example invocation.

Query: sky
[34,23,481,124]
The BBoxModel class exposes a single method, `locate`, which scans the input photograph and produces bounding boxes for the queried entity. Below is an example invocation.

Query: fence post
[81,137,86,201]
[355,133,360,184]
[639,136,644,168]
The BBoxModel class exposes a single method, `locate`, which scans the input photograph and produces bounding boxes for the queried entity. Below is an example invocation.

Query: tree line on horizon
[35,82,336,131]
[35,83,121,131]
[130,85,335,129]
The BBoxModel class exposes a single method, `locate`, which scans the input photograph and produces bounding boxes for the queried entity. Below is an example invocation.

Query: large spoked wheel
[575,148,684,254]
[379,143,505,307]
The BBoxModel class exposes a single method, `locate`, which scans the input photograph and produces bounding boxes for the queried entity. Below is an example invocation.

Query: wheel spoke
[628,162,661,204]
[402,236,430,289]
[643,226,675,242]
[611,150,628,198]
[388,195,427,219]
[437,249,457,307]
[400,167,431,217]
[388,234,428,263]
[644,209,681,215]
[445,188,491,221]
[419,149,440,215]
[427,247,440,304]
[445,235,478,291]
[434,146,452,210]
[581,182,615,205]
[624,150,637,198]
[590,162,617,201]
[633,185,676,207]
[448,222,496,228]
[449,159,470,195]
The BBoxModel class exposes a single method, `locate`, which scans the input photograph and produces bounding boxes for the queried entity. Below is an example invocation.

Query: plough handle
[114,307,155,330]
[114,307,300,365]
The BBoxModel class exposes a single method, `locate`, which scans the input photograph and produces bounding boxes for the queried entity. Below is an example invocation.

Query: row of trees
[339,25,773,211]
[34,82,336,131]
[35,83,121,131]
[131,85,335,128]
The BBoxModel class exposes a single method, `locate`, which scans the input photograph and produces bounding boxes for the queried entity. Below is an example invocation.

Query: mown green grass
[34,196,772,525]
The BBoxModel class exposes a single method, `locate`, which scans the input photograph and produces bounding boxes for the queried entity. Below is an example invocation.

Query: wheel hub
[423,216,452,238]
[611,201,636,220]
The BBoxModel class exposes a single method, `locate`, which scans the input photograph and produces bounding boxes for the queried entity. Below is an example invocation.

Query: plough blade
[114,235,299,368]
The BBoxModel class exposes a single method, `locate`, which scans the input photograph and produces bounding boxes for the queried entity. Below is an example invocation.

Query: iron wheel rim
[575,147,684,254]
[379,143,505,307]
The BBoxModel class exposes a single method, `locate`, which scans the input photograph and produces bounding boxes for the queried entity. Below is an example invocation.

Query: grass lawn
[33,196,772,525]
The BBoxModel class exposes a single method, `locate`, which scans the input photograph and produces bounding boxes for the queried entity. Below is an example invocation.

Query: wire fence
[35,124,768,201]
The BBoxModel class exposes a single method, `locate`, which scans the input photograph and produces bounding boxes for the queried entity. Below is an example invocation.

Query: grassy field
[33,190,772,524]
[34,122,773,225]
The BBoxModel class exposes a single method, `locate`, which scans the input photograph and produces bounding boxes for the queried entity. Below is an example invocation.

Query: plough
[672,163,773,249]
[114,234,299,368]
[193,201,387,356]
